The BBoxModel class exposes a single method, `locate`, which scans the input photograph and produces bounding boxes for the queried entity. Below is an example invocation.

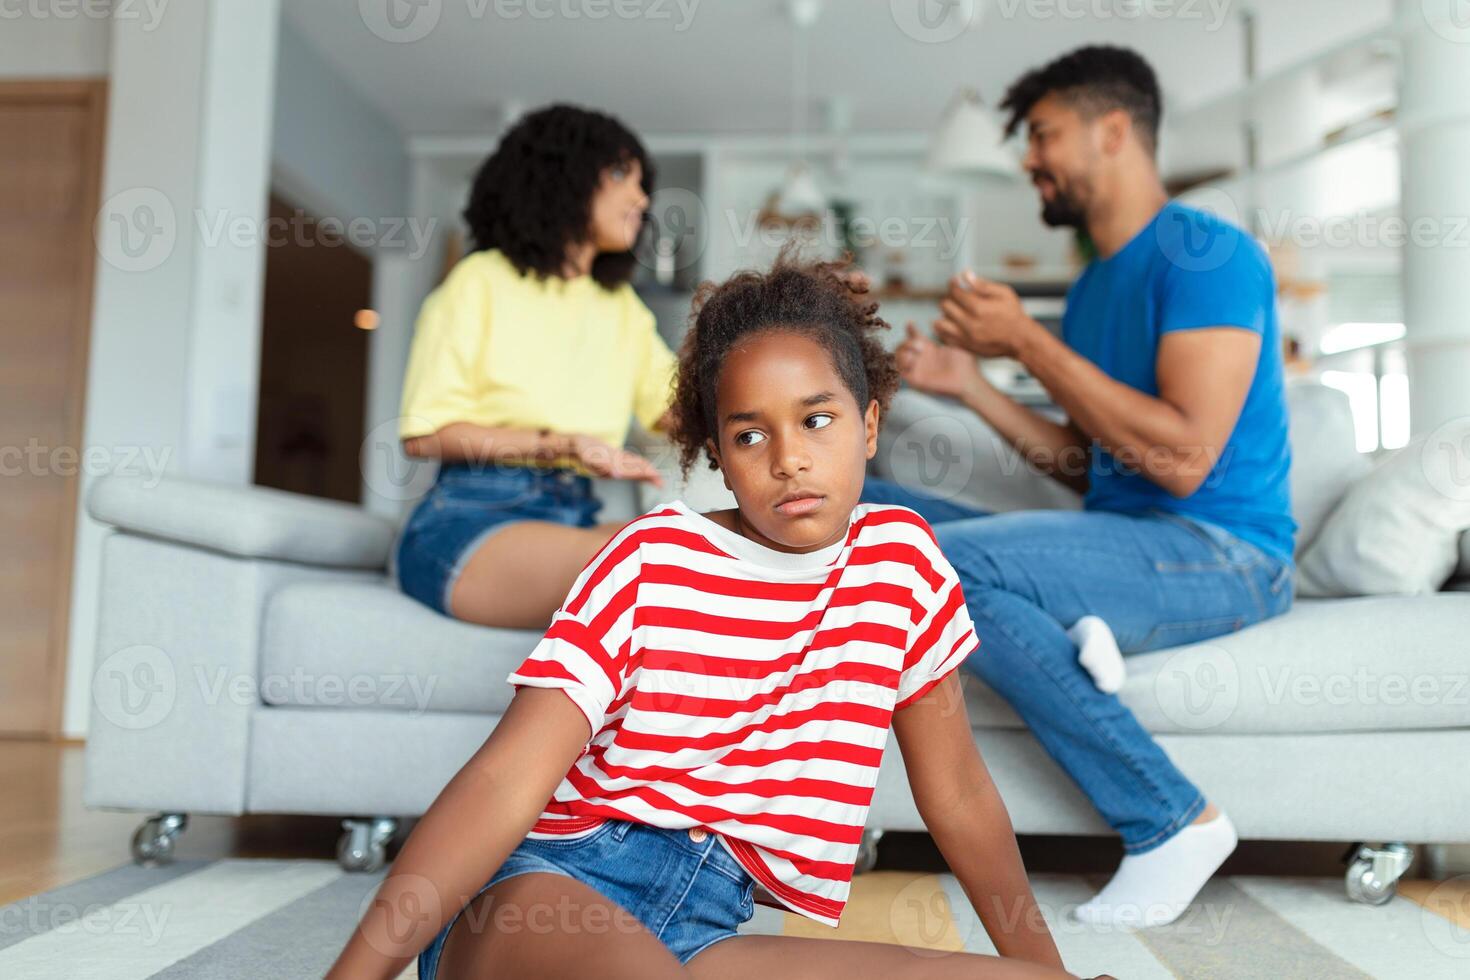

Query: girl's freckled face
[708,330,879,554]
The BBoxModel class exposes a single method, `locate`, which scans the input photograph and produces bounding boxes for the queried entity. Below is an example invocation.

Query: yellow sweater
[399,249,677,463]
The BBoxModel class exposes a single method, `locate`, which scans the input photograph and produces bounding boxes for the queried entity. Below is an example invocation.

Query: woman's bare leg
[447,520,626,629]
[686,935,1078,980]
[435,872,686,980]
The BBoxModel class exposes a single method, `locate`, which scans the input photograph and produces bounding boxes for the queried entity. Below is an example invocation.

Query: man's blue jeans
[860,476,1294,853]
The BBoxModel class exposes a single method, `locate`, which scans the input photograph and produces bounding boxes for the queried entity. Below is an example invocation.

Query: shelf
[1182,114,1399,218]
[1170,24,1396,131]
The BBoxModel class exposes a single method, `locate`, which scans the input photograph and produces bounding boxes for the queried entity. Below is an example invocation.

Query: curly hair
[669,252,900,479]
[1000,45,1162,156]
[462,104,654,289]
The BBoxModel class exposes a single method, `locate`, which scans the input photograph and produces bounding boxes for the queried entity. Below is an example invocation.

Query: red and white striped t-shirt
[507,499,979,927]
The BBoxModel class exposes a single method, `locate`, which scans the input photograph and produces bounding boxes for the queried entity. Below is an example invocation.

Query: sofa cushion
[1285,382,1371,555]
[264,582,1469,736]
[867,383,1365,559]
[1298,418,1470,596]
[260,579,536,714]
[963,594,1470,735]
[90,473,396,569]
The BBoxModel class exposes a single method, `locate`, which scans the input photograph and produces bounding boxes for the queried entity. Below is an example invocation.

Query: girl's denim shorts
[392,461,604,615]
[417,819,757,977]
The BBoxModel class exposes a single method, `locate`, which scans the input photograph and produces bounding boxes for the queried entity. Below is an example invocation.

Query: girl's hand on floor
[570,434,665,487]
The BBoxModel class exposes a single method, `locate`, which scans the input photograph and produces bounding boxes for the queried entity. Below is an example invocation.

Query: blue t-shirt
[1062,202,1295,563]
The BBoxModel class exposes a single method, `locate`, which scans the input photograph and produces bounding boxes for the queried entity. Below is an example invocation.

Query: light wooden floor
[0,738,347,906]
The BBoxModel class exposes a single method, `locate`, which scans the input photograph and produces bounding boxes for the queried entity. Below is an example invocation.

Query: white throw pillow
[1297,419,1470,596]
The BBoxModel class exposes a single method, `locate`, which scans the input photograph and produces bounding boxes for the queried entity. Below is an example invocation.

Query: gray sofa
[83,382,1470,905]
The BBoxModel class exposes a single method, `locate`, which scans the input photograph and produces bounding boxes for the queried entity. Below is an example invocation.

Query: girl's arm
[892,672,1068,970]
[325,688,593,980]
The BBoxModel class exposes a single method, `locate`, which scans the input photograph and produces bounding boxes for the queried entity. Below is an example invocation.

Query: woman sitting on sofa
[392,104,676,628]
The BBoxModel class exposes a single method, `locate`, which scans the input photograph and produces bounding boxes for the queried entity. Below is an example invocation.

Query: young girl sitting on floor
[327,256,1107,979]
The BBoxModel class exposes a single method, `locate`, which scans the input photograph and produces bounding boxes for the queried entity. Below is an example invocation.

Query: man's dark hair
[1000,45,1163,156]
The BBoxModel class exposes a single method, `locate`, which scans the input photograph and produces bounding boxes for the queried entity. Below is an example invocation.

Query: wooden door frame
[1,79,108,738]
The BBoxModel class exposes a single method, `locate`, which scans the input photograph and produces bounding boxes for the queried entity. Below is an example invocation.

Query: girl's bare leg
[434,872,686,980]
[686,934,1078,980]
[447,520,626,629]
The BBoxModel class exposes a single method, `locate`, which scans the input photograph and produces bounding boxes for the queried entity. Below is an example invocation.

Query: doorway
[253,194,373,503]
[0,81,107,738]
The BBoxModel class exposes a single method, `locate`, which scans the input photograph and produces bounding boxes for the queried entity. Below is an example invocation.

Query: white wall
[268,19,422,519]
[270,21,408,225]
[0,3,112,77]
[64,2,212,739]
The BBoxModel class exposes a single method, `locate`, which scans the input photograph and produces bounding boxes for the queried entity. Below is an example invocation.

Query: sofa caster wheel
[338,818,397,872]
[855,828,883,874]
[131,813,188,866]
[1344,843,1413,905]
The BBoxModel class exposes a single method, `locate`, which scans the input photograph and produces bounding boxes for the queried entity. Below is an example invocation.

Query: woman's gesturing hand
[569,434,665,487]
[897,323,984,400]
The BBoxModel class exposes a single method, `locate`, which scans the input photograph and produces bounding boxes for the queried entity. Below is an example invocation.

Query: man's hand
[935,272,1045,359]
[896,323,984,400]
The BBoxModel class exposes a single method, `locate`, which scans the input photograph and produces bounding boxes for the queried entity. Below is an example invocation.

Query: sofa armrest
[88,473,396,570]
[83,529,384,815]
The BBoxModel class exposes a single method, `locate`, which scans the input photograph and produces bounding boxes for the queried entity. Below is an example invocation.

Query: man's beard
[1036,174,1088,229]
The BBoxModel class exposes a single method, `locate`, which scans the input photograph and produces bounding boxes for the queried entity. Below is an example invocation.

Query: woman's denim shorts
[417,819,757,977]
[392,461,604,615]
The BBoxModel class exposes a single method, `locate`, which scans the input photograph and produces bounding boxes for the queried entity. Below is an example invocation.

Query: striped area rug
[2,861,1467,978]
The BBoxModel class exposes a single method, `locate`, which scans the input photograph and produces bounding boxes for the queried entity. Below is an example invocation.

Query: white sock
[1068,615,1125,693]
[1073,811,1238,929]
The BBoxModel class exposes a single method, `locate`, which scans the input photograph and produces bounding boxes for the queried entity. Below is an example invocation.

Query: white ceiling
[282,0,1393,141]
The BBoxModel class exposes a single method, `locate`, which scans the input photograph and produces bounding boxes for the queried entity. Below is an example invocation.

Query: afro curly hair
[668,251,900,480]
[462,103,654,289]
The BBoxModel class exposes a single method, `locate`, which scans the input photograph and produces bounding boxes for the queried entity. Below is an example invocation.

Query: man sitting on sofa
[861,45,1295,928]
